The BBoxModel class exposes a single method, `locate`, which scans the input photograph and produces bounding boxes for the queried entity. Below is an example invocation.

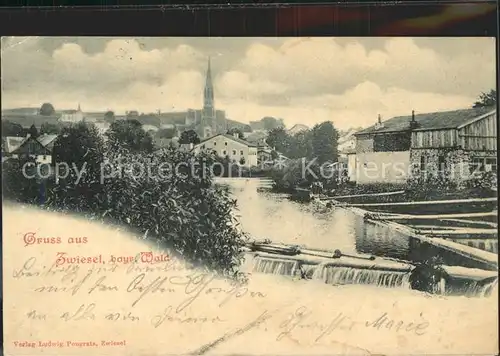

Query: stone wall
[409,148,471,185]
[355,135,374,153]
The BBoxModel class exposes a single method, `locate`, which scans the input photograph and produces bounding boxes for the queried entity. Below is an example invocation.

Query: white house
[60,104,84,123]
[192,133,258,168]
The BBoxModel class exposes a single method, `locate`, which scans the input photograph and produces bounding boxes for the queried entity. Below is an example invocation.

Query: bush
[406,173,459,200]
[3,145,249,279]
[2,158,41,204]
[465,171,497,191]
[271,158,340,193]
[99,147,249,275]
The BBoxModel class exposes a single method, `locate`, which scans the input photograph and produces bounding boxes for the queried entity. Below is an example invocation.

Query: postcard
[1,36,498,355]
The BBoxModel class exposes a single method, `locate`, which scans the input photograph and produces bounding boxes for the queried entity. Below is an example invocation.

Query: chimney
[374,114,384,129]
[410,110,420,129]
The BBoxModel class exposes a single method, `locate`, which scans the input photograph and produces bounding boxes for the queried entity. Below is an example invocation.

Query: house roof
[355,107,497,135]
[37,134,58,147]
[4,134,58,154]
[5,136,26,153]
[245,131,268,143]
[288,124,309,134]
[198,133,258,147]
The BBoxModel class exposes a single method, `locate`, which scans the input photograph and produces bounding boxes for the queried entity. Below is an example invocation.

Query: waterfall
[252,256,299,276]
[312,264,412,288]
[456,279,498,298]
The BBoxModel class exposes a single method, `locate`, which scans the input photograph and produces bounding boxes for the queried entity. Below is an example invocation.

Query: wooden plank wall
[411,129,456,148]
[458,112,497,151]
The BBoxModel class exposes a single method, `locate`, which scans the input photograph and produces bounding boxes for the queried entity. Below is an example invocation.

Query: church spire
[203,57,214,112]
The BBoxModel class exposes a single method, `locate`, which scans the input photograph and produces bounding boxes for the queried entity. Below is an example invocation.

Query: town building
[338,129,357,157]
[3,133,58,164]
[192,133,258,168]
[353,107,497,185]
[60,104,84,123]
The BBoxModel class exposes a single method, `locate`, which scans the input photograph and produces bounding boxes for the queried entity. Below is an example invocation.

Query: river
[222,177,411,260]
[218,177,498,297]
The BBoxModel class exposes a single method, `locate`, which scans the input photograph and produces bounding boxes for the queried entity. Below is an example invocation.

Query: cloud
[234,37,495,98]
[1,37,495,130]
[217,81,474,129]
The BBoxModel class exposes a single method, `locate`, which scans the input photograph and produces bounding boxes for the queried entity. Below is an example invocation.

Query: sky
[1,36,496,130]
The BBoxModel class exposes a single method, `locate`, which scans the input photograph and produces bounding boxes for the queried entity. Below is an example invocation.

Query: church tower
[201,57,216,138]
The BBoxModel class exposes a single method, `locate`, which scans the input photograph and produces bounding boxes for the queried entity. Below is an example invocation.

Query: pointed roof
[196,133,258,147]
[205,56,213,90]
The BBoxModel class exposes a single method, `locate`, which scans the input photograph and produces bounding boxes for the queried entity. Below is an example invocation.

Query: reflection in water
[225,178,410,258]
[221,178,497,297]
[355,220,410,260]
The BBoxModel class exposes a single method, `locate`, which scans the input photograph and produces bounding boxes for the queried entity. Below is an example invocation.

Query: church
[158,58,229,139]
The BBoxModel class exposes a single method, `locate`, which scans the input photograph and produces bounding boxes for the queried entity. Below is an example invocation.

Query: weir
[312,264,412,288]
[249,251,414,289]
[248,250,497,297]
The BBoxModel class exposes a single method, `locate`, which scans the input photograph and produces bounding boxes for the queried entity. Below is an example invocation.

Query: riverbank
[323,180,497,202]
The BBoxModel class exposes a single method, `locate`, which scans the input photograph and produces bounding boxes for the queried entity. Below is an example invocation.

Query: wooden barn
[353,107,497,185]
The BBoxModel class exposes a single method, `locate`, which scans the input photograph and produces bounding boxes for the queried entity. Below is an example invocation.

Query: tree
[51,122,106,211]
[261,116,285,131]
[227,128,245,139]
[40,103,55,116]
[179,129,201,145]
[106,119,154,153]
[311,121,339,165]
[1,120,25,137]
[40,122,61,135]
[290,130,313,159]
[104,111,115,124]
[266,127,292,155]
[156,128,177,139]
[28,124,39,138]
[473,89,497,108]
[242,125,252,133]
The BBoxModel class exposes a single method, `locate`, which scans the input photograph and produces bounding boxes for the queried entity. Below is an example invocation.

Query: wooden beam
[417,228,498,236]
[370,211,498,220]
[321,190,405,201]
[458,134,497,138]
[439,218,498,228]
[351,197,497,207]
[407,225,458,230]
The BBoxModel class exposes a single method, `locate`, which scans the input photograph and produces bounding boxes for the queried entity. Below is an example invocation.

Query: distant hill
[1,114,62,129]
[2,108,39,116]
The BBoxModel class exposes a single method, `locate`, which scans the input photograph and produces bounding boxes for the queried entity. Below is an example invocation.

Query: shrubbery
[2,122,249,280]
[270,158,342,193]
[465,171,497,191]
